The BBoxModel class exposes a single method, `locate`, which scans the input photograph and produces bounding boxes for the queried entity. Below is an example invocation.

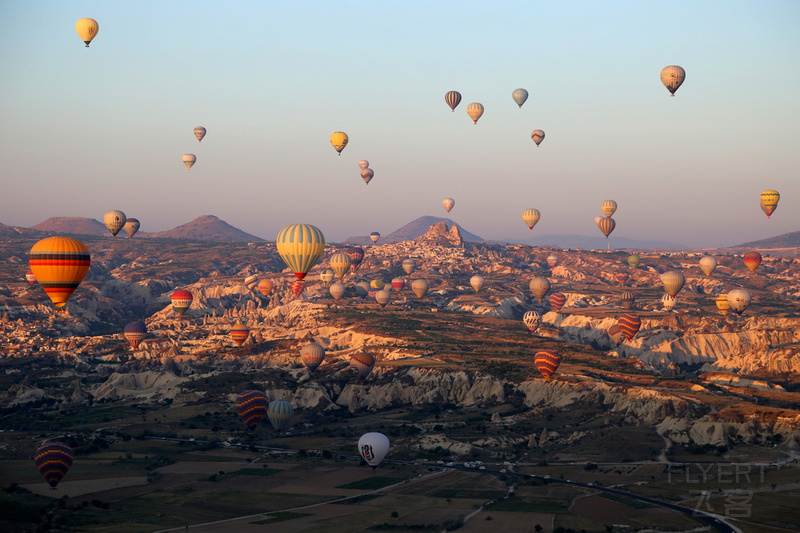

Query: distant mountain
[144,215,263,242]
[31,217,109,237]
[734,230,800,249]
[343,216,484,245]
[509,233,687,250]
[0,223,48,239]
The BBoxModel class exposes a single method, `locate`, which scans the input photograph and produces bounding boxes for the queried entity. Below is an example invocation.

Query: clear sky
[1,1,798,247]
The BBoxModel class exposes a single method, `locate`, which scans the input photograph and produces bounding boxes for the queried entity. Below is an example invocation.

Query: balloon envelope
[330,131,349,154]
[391,277,405,292]
[443,198,455,213]
[619,291,635,310]
[760,190,779,218]
[345,246,365,272]
[522,310,541,334]
[467,102,484,123]
[627,255,640,269]
[727,289,751,315]
[300,343,326,371]
[25,271,36,285]
[235,390,269,430]
[531,129,545,146]
[661,293,676,311]
[660,271,685,297]
[320,269,335,286]
[546,255,558,268]
[230,322,250,346]
[329,252,352,279]
[534,350,561,380]
[522,208,541,229]
[28,237,91,309]
[699,256,717,276]
[103,210,126,237]
[358,160,369,170]
[444,91,462,111]
[244,275,259,290]
[361,168,374,184]
[470,275,484,292]
[375,289,391,307]
[411,279,429,298]
[715,295,730,315]
[529,277,551,302]
[660,65,686,96]
[402,258,416,274]
[75,18,99,47]
[369,232,381,243]
[170,289,193,315]
[549,292,566,312]
[268,400,293,430]
[600,200,617,218]
[182,153,196,169]
[276,224,326,279]
[512,88,529,108]
[608,324,624,345]
[258,279,274,296]
[351,352,376,381]
[193,126,207,142]
[596,217,615,238]
[618,313,641,341]
[329,281,346,301]
[34,442,74,488]
[123,218,140,238]
[123,322,147,350]
[358,432,390,468]
[743,252,762,273]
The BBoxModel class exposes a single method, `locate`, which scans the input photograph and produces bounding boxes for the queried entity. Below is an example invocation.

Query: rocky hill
[143,215,263,242]
[735,230,800,250]
[344,216,484,245]
[31,217,110,237]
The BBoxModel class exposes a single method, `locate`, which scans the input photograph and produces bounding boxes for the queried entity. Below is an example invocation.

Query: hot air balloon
[661,293,676,311]
[268,400,293,430]
[361,168,374,184]
[290,280,305,297]
[75,18,98,47]
[549,292,566,312]
[596,217,615,238]
[660,271,685,298]
[28,237,90,310]
[391,277,405,293]
[369,280,385,290]
[607,324,624,345]
[123,218,140,238]
[235,390,269,431]
[345,246,364,272]
[743,252,762,273]
[529,277,551,302]
[618,313,641,341]
[351,352,375,381]
[727,289,751,316]
[34,442,74,488]
[123,322,147,350]
[358,160,370,170]
[444,91,462,111]
[320,269,335,286]
[443,198,455,213]
[715,294,730,315]
[103,210,126,237]
[276,224,325,282]
[329,252,352,279]
[230,322,250,346]
[534,350,561,380]
[531,129,545,146]
[25,271,36,285]
[369,232,381,243]
[355,281,370,298]
[512,88,529,108]
[699,256,717,276]
[300,343,326,372]
[358,432,390,469]
[522,310,541,334]
[182,154,196,169]
[411,279,429,298]
[258,279,274,296]
[522,208,541,230]
[330,131,349,155]
[546,255,558,268]
[660,65,686,96]
[616,272,630,286]
[329,282,346,301]
[470,275,484,292]
[619,291,635,310]
[170,290,193,315]
[467,102,484,123]
[760,190,780,218]
[193,126,207,142]
[601,200,617,218]
[244,275,259,290]
[375,289,391,307]
[402,258,416,274]
[627,255,641,269]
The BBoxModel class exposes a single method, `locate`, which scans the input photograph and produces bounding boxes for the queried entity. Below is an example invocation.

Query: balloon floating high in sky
[512,88,529,108]
[75,18,98,47]
[444,91,462,111]
[660,65,686,96]
[467,102,484,123]
[330,131,348,155]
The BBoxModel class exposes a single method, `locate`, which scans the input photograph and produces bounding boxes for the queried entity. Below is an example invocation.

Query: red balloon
[549,292,566,312]
[534,350,561,380]
[618,313,641,341]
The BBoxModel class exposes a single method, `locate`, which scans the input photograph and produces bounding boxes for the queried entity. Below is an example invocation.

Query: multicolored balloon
[369,232,381,243]
[760,190,780,218]
[258,279,273,296]
[193,126,207,142]
[661,293,676,311]
[244,275,259,290]
[534,350,561,380]
[300,343,326,372]
[531,129,545,146]
[600,200,617,218]
[522,208,541,230]
[616,272,630,286]
[391,277,405,293]
[596,217,615,238]
[619,291,635,310]
[34,442,74,488]
[267,400,293,430]
[660,65,686,96]
[467,102,484,123]
[345,246,365,272]
[230,322,250,346]
[715,294,730,315]
[320,269,335,286]
[182,153,196,169]
[235,390,269,431]
[25,271,36,285]
[361,168,374,184]
[123,322,147,350]
[743,252,762,273]
[329,252,352,279]
[351,352,376,381]
[522,310,541,334]
[444,91,462,112]
[402,258,416,274]
[374,289,391,307]
[727,289,752,316]
[28,237,91,310]
[170,289,193,315]
[618,313,641,341]
[549,292,566,312]
[607,324,624,345]
[546,255,558,268]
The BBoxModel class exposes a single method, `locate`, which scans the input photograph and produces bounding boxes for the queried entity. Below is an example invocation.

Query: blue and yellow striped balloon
[276,224,325,280]
[267,400,293,430]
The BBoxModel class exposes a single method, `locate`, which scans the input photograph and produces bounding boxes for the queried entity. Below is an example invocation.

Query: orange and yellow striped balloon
[534,350,561,380]
[28,237,90,309]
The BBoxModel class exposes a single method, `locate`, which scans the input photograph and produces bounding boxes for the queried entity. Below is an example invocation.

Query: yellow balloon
[467,103,484,124]
[600,200,617,218]
[75,18,99,47]
[760,190,780,218]
[330,132,349,155]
